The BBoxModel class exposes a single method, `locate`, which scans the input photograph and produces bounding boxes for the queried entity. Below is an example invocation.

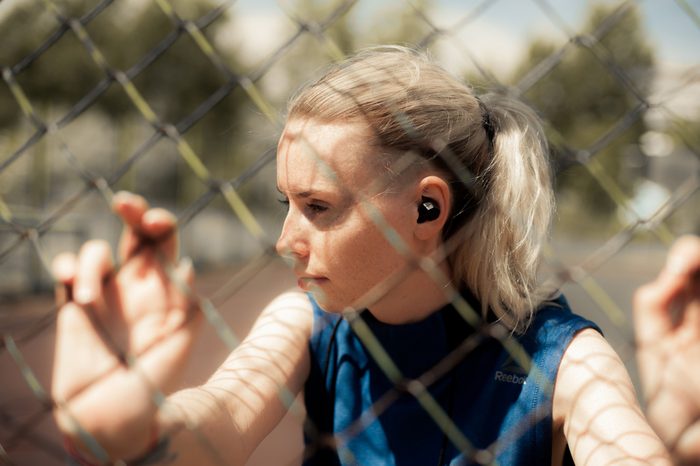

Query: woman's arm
[552,328,671,466]
[52,192,311,465]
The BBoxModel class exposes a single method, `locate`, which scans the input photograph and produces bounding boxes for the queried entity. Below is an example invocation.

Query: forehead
[276,118,382,193]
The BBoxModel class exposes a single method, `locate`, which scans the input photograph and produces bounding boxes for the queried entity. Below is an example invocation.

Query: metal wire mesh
[1,0,699,464]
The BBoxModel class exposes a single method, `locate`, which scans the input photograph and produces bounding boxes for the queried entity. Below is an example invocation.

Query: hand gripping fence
[1,0,699,465]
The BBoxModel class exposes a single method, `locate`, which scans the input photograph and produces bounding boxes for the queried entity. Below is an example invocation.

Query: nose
[275,210,310,261]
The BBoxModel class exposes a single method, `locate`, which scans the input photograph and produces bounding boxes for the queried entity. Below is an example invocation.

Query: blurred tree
[365,0,434,46]
[513,3,655,233]
[672,116,700,155]
[274,0,356,92]
[668,115,700,233]
[280,0,435,89]
[0,0,247,202]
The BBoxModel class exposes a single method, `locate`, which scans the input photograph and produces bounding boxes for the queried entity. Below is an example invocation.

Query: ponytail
[450,94,555,333]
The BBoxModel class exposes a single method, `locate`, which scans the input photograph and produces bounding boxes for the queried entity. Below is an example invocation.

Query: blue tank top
[303,293,600,466]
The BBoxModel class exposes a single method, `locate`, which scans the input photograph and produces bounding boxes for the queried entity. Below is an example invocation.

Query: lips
[297,276,328,291]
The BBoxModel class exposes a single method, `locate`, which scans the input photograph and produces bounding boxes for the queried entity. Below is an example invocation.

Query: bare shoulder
[261,288,314,320]
[243,288,314,353]
[558,328,629,384]
[553,328,671,465]
[229,287,312,368]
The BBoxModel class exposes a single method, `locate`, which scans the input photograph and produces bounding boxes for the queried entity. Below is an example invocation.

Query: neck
[366,260,454,325]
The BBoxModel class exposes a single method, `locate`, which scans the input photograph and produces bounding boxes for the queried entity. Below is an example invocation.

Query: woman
[53,46,670,465]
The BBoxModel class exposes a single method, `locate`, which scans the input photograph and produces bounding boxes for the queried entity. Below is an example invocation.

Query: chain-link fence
[1,0,699,464]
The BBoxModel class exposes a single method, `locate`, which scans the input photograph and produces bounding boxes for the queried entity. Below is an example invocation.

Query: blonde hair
[287,46,555,333]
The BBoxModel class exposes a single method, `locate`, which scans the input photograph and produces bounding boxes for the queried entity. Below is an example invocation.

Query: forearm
[154,386,250,466]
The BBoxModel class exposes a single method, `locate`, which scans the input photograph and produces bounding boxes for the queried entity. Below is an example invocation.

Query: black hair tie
[476,97,495,151]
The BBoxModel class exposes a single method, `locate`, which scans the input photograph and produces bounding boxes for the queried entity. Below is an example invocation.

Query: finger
[169,257,196,319]
[52,252,77,305]
[175,256,195,291]
[177,256,202,332]
[140,259,200,392]
[634,236,700,341]
[74,240,115,307]
[113,191,149,261]
[142,207,178,263]
[52,252,77,284]
[634,282,672,344]
[660,236,700,327]
[633,269,685,343]
[113,191,149,230]
[662,235,700,281]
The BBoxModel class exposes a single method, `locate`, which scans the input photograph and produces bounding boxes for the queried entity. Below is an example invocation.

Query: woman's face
[275,117,418,313]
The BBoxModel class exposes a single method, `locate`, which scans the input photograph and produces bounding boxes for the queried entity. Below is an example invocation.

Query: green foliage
[671,116,700,154]
[272,0,438,129]
[1,0,243,124]
[365,0,434,47]
[0,0,250,203]
[513,3,655,233]
[1,0,660,223]
[0,0,220,120]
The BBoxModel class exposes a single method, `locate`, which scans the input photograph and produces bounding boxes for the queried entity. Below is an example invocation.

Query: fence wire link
[1,0,699,465]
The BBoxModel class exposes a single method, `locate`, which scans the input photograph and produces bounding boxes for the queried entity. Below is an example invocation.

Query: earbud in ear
[417,197,440,223]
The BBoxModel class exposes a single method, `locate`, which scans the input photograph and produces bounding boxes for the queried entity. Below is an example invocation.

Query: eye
[306,202,328,214]
[278,196,290,210]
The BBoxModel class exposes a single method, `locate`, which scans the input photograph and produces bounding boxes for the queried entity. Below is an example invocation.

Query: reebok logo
[494,370,527,385]
[494,355,528,385]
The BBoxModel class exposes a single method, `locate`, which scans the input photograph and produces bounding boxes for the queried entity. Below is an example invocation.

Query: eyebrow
[276,187,318,198]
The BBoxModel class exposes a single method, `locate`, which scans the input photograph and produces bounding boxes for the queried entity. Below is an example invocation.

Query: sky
[216,0,700,118]
[222,0,699,65]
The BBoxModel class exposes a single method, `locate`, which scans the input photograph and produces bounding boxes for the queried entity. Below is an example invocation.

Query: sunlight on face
[275,118,417,314]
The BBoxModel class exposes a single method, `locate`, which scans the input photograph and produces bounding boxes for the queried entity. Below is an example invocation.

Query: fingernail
[112,191,129,204]
[143,209,158,226]
[74,287,93,305]
[665,252,688,276]
[179,256,193,270]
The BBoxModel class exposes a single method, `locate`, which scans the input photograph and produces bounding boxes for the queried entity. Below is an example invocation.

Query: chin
[312,296,343,313]
[309,291,353,314]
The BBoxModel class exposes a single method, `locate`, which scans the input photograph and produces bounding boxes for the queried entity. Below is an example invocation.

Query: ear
[414,175,451,242]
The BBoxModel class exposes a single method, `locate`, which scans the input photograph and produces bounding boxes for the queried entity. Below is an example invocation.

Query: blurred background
[0,0,698,464]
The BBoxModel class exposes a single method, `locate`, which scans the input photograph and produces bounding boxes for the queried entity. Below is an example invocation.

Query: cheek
[312,203,415,309]
[335,216,409,282]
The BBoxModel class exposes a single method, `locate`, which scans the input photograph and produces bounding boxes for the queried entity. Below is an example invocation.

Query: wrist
[64,423,163,465]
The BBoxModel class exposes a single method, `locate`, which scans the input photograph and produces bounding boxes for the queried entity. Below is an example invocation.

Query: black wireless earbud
[417,197,440,223]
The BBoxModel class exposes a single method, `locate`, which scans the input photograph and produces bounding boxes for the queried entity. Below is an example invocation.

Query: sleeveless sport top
[303,293,600,466]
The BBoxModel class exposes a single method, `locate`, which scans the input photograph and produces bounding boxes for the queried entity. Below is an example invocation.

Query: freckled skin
[275,118,417,316]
